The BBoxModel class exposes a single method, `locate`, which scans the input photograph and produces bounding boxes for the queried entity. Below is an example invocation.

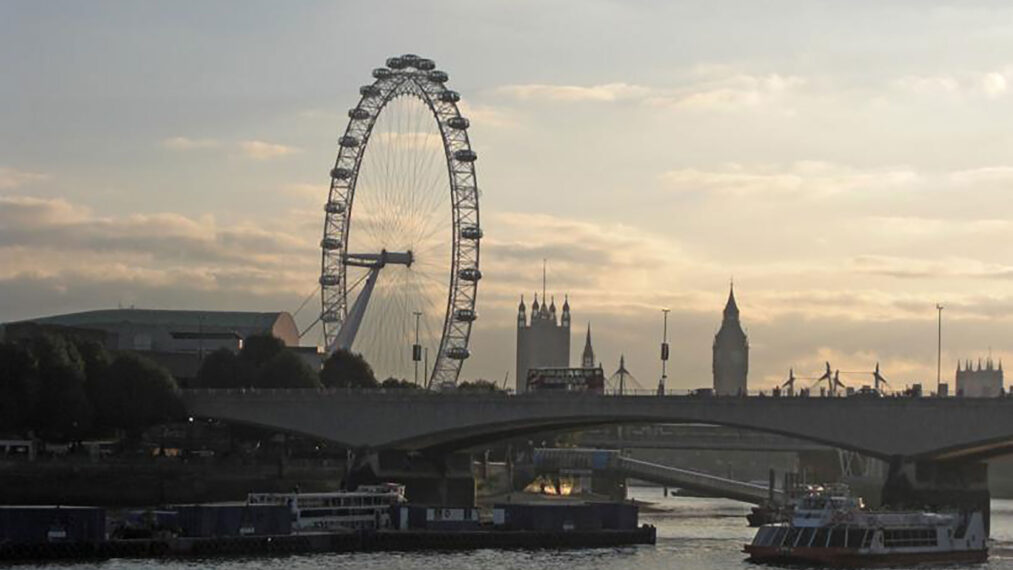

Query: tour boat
[744,485,987,567]
[247,483,406,532]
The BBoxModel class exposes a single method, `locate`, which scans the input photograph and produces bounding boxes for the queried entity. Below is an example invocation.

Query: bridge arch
[180,390,1013,461]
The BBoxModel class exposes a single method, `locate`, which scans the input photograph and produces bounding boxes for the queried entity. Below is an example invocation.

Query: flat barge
[0,527,657,561]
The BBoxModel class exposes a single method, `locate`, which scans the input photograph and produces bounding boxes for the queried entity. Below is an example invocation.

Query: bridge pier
[881,458,990,535]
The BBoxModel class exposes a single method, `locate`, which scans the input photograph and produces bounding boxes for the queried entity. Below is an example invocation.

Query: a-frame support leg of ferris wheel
[329,249,413,353]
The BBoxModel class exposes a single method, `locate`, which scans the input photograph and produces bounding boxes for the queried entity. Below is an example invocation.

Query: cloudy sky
[4,1,1013,391]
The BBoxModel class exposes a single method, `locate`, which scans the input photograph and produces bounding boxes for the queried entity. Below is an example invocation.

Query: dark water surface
[23,487,1013,569]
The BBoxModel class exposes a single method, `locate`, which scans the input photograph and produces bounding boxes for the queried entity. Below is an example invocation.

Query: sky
[4,1,1013,391]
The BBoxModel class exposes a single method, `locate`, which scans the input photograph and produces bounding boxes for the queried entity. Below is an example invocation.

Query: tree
[256,351,321,389]
[320,349,377,389]
[28,335,93,440]
[458,379,502,392]
[195,348,256,389]
[95,352,183,436]
[73,339,112,415]
[0,341,39,432]
[239,334,285,368]
[381,377,420,390]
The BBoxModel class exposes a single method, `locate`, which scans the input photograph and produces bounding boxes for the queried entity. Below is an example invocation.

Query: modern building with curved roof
[2,308,304,382]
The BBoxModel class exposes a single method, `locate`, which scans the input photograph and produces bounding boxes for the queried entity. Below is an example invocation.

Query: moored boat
[744,485,987,567]
[247,483,406,532]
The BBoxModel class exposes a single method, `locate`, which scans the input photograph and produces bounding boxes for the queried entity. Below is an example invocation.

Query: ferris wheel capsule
[453,149,477,162]
[330,167,352,179]
[458,268,482,281]
[454,309,477,322]
[460,226,483,239]
[446,117,469,130]
[446,347,470,360]
[320,237,342,250]
[416,58,436,71]
[439,90,460,103]
[346,108,370,120]
[360,85,381,97]
[372,68,393,79]
[400,54,420,66]
[324,201,346,214]
[427,70,449,83]
[339,136,360,148]
[319,274,340,287]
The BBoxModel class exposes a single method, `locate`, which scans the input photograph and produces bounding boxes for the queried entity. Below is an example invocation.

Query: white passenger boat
[744,485,987,567]
[248,483,406,532]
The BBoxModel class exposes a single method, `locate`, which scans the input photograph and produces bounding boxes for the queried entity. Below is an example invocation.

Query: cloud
[0,167,49,189]
[497,82,651,102]
[238,140,300,160]
[456,102,519,129]
[892,75,961,96]
[495,73,804,112]
[981,72,1008,98]
[0,194,316,291]
[949,166,1013,185]
[850,254,1013,280]
[162,137,300,160]
[649,74,805,111]
[161,136,221,150]
[893,69,1013,100]
[283,183,326,201]
[659,161,918,198]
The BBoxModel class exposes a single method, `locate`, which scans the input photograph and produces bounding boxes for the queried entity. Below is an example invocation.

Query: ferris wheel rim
[319,55,481,388]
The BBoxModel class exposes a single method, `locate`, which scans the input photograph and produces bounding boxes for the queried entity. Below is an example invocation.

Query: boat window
[797,527,816,547]
[846,527,865,548]
[771,527,789,546]
[882,528,937,548]
[813,528,830,548]
[784,527,801,547]
[861,529,874,548]
[828,527,847,547]
[752,528,773,545]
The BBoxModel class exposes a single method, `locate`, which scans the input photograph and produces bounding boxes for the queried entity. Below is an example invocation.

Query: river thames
[21,487,1013,569]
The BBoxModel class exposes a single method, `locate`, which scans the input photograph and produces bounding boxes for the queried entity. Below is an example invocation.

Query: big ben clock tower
[713,284,749,395]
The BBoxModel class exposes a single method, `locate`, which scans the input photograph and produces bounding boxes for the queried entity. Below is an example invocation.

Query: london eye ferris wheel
[318,54,482,388]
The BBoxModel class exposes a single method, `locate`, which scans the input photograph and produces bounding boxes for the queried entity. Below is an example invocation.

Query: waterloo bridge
[180,390,1013,461]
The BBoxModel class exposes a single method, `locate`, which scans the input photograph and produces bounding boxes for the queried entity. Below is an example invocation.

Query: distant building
[712,285,748,396]
[2,308,304,383]
[526,366,605,393]
[515,294,570,393]
[956,358,1004,398]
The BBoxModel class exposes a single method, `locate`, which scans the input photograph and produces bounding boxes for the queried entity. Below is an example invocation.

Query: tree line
[0,335,182,441]
[0,332,503,441]
[192,334,391,389]
[194,334,504,391]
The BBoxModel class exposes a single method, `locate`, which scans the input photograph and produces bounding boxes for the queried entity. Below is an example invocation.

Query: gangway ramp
[533,448,783,505]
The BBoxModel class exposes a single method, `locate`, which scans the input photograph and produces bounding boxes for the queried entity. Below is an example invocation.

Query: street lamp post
[412,311,422,386]
[659,309,670,396]
[936,303,944,395]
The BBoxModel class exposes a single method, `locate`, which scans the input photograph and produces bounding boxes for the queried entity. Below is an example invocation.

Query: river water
[23,487,1013,569]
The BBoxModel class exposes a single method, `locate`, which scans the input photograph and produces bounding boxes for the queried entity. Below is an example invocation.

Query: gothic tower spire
[582,323,595,368]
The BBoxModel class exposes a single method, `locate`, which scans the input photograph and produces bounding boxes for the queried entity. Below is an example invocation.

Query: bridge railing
[179,387,959,400]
